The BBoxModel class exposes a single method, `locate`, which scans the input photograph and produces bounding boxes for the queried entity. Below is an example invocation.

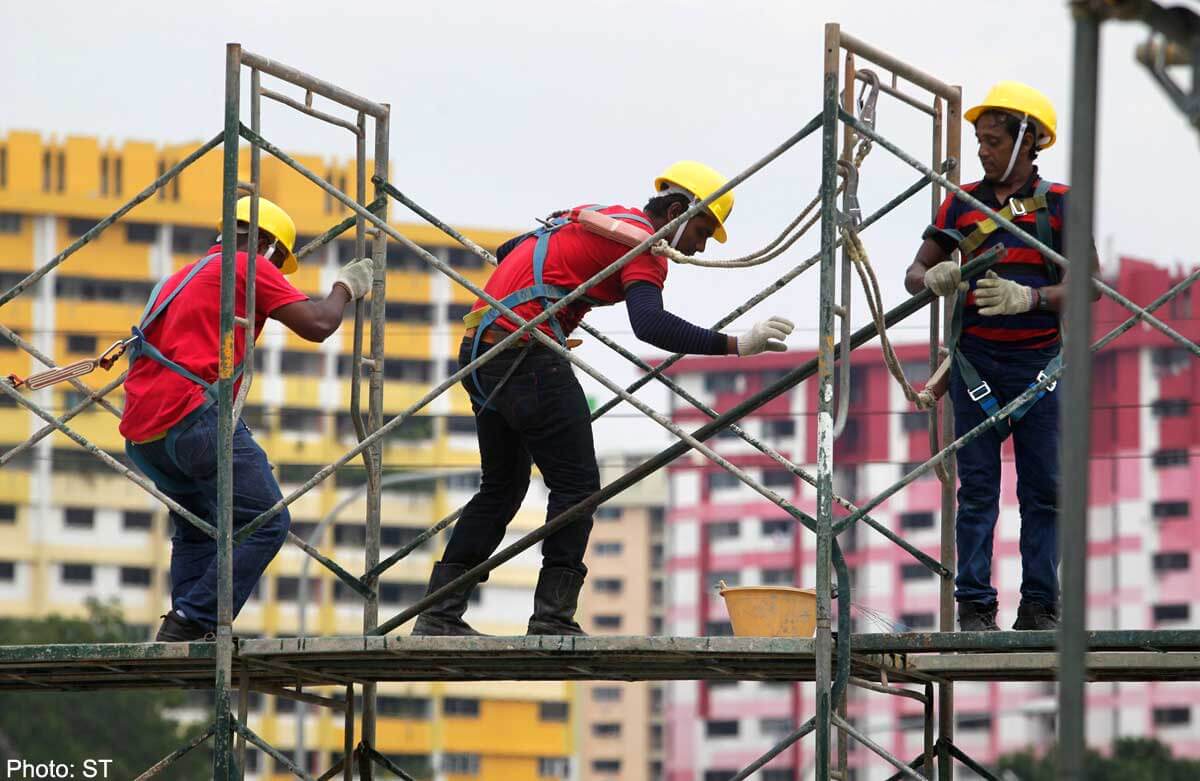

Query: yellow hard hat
[965,81,1058,150]
[220,196,299,274]
[653,161,735,243]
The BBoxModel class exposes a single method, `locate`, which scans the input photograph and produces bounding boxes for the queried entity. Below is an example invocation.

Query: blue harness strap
[946,181,1061,439]
[467,206,650,408]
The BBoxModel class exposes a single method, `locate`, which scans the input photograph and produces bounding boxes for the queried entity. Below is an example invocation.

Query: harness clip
[967,381,993,402]
[1036,371,1057,393]
[1009,197,1028,217]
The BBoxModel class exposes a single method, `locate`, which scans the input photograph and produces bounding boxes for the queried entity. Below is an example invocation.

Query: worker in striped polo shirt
[904,82,1098,632]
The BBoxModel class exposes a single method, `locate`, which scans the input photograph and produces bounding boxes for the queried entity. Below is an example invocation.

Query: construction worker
[413,161,794,636]
[122,197,375,642]
[905,82,1097,632]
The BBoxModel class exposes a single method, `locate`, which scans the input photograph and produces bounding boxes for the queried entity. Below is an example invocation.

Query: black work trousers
[441,336,600,577]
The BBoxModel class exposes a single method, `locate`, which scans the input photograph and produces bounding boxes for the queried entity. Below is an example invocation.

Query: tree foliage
[997,737,1200,781]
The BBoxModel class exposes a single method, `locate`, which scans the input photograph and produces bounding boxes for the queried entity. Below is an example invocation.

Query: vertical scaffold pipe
[214,41,242,781]
[816,22,841,780]
[1059,7,1101,781]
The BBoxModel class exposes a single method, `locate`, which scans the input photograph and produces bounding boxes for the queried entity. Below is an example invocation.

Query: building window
[1151,398,1190,417]
[592,760,622,774]
[0,504,16,523]
[761,519,791,537]
[66,334,98,354]
[592,686,621,703]
[1152,501,1189,519]
[592,722,621,737]
[1152,707,1191,727]
[761,469,794,490]
[595,506,621,522]
[280,351,325,378]
[171,226,214,255]
[0,212,20,234]
[120,567,152,587]
[762,771,795,781]
[594,542,623,556]
[113,157,122,196]
[125,222,157,244]
[334,523,367,547]
[61,563,93,584]
[593,578,623,595]
[0,147,6,188]
[1152,448,1190,468]
[956,712,992,731]
[1153,604,1190,623]
[709,571,740,590]
[900,612,936,630]
[122,511,152,531]
[900,511,935,531]
[707,471,740,491]
[63,507,95,530]
[0,562,15,581]
[539,701,569,722]
[704,772,738,781]
[706,520,740,541]
[902,410,928,433]
[377,696,431,719]
[901,563,935,582]
[1152,551,1190,573]
[443,697,480,717]
[897,713,925,731]
[66,218,101,237]
[56,151,65,193]
[378,582,426,604]
[761,568,792,586]
[760,717,795,738]
[1152,347,1191,376]
[538,757,570,779]
[593,615,622,630]
[442,753,480,775]
[705,719,739,738]
[705,620,734,637]
[762,418,795,439]
[704,373,740,394]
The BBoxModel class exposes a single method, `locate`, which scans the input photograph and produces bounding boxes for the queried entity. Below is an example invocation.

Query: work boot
[957,600,999,632]
[411,562,485,636]
[527,567,587,636]
[1013,601,1059,631]
[155,611,214,642]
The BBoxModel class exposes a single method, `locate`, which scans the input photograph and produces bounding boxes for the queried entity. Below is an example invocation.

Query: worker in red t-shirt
[412,161,795,636]
[122,197,375,642]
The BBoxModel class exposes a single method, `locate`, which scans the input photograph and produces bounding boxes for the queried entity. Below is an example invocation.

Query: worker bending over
[414,162,794,636]
[905,83,1097,632]
[122,197,374,642]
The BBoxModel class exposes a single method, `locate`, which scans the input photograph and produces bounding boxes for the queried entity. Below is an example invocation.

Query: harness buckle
[1036,371,1057,393]
[1009,197,1028,217]
[967,381,993,402]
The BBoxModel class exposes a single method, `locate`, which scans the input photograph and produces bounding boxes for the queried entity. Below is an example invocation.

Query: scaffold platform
[2,632,1197,694]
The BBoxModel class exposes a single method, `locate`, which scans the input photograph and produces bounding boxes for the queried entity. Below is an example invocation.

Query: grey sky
[3,1,1195,452]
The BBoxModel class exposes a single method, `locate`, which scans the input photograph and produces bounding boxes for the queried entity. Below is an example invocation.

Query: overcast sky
[4,1,1196,453]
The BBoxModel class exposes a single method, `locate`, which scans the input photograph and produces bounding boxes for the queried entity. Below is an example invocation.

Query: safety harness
[123,252,244,492]
[930,180,1061,439]
[461,206,652,408]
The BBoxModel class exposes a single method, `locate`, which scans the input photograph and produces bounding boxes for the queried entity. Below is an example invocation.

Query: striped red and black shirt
[923,168,1067,350]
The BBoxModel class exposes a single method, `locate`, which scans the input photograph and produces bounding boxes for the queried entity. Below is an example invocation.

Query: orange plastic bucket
[719,586,817,638]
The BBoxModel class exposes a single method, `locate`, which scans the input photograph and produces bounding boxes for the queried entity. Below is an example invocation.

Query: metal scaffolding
[3,5,1200,778]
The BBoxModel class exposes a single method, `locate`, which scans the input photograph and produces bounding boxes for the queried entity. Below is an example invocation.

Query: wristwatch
[1035,288,1050,311]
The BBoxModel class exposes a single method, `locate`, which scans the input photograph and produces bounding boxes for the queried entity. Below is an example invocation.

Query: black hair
[978,109,1039,161]
[643,192,692,219]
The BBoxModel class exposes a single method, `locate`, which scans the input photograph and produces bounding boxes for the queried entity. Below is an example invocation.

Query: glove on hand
[737,316,795,356]
[974,270,1033,316]
[923,261,966,297]
[334,257,375,300]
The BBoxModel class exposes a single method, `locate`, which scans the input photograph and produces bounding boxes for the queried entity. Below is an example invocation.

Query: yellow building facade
[0,130,574,779]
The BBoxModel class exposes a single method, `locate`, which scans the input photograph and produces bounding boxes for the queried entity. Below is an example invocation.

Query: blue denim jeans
[441,338,600,577]
[950,340,1060,607]
[126,406,290,629]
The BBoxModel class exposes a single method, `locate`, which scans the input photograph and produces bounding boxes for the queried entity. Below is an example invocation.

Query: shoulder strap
[140,253,220,330]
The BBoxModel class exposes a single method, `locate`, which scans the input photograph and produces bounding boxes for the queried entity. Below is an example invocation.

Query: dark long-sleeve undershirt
[625,282,731,355]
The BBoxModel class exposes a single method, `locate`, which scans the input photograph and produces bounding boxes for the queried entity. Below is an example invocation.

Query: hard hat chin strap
[653,185,698,253]
[669,213,691,250]
[1001,113,1030,183]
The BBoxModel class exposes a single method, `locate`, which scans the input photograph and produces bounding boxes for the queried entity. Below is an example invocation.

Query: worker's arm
[270,257,374,343]
[1026,247,1103,311]
[905,238,954,296]
[625,282,734,354]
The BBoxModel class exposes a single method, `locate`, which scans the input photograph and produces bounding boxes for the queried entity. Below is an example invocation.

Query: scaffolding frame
[2,6,1200,778]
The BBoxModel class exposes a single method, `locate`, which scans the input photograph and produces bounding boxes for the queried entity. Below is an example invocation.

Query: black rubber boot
[957,600,1000,632]
[1013,601,1059,631]
[155,611,214,642]
[411,562,485,636]
[527,567,587,636]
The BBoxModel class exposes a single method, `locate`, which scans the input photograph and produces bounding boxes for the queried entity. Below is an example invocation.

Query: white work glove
[737,316,795,356]
[974,271,1033,316]
[334,257,374,300]
[923,261,966,297]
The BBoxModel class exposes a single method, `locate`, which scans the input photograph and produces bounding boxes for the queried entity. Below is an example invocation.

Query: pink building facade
[660,258,1200,780]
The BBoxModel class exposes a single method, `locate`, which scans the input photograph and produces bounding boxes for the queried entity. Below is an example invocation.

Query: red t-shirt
[469,205,666,339]
[119,246,308,441]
